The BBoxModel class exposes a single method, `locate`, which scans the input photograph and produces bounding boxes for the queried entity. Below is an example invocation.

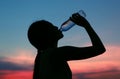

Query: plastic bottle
[60,10,86,32]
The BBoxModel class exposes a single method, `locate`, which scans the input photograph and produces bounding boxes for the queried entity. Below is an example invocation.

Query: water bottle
[60,10,86,32]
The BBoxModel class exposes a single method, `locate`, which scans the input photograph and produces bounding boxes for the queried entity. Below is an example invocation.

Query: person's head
[28,20,63,50]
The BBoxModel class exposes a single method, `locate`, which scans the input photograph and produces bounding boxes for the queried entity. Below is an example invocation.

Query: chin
[59,34,64,39]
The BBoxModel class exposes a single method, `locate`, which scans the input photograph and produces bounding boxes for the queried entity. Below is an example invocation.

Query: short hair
[28,20,57,50]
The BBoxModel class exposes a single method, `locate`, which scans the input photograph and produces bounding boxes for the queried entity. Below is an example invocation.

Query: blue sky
[0,0,120,79]
[0,0,119,56]
[0,0,120,56]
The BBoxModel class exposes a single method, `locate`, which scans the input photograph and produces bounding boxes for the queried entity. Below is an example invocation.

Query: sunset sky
[0,0,120,79]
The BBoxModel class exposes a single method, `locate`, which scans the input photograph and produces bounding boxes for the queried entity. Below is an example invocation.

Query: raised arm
[58,13,106,61]
[72,13,105,52]
[84,22,106,53]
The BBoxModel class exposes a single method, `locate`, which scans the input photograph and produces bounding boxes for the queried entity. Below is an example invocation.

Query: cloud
[7,49,36,65]
[68,45,120,73]
[0,70,32,79]
[0,57,33,71]
[0,49,35,79]
[0,45,120,79]
[73,69,120,79]
[0,49,35,71]
[69,45,120,79]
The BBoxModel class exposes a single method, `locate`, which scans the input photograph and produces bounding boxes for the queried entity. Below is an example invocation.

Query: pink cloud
[0,49,35,79]
[85,71,120,79]
[0,45,120,79]
[72,70,120,79]
[3,49,36,65]
[0,70,33,79]
[68,45,120,73]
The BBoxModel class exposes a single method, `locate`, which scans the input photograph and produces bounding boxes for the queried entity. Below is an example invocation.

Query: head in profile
[28,20,63,51]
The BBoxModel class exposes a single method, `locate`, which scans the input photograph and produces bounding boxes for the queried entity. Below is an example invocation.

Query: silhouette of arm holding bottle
[27,12,106,79]
[59,13,106,60]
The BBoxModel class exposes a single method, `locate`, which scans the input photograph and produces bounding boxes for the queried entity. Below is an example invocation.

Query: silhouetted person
[27,13,106,79]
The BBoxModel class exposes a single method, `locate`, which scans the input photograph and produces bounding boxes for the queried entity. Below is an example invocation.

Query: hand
[70,13,90,27]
